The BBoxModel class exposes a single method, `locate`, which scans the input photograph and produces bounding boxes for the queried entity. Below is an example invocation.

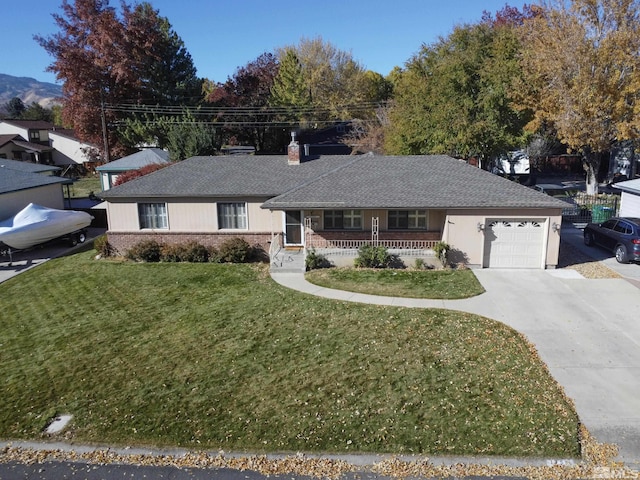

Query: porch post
[372,216,379,246]
[304,216,312,250]
[269,209,277,246]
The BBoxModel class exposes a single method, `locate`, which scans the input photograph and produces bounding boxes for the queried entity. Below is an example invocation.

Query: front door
[284,211,302,246]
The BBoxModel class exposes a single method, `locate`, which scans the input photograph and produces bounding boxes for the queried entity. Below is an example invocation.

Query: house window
[388,210,427,229]
[29,130,40,141]
[138,203,168,229]
[218,202,247,229]
[324,210,362,230]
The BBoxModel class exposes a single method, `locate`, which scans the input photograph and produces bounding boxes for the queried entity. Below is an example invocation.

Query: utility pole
[100,90,110,163]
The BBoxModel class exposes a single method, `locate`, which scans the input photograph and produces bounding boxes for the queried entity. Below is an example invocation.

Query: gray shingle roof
[101,155,355,199]
[263,155,569,209]
[0,158,60,174]
[0,168,69,195]
[96,148,170,172]
[101,153,568,210]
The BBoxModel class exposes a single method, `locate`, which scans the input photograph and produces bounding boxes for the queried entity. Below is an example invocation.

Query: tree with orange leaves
[516,0,640,193]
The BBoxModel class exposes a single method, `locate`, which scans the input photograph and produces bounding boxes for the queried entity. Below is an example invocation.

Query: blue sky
[8,0,520,85]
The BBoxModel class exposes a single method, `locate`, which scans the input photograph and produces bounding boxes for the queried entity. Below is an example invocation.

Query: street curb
[0,440,580,469]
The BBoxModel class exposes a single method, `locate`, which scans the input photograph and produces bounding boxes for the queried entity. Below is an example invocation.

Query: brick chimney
[287,131,300,165]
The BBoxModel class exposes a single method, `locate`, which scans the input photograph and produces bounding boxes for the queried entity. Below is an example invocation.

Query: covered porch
[268,209,443,271]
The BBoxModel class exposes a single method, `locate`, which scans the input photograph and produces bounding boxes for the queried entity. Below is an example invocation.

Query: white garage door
[620,192,640,217]
[484,219,545,268]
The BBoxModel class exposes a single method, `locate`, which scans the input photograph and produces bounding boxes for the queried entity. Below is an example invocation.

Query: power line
[110,119,352,128]
[104,101,388,117]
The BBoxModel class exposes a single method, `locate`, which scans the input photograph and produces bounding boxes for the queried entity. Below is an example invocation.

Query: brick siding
[106,231,273,256]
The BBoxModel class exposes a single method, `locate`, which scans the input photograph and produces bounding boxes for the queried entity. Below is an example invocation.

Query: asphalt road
[0,460,526,480]
[0,460,318,479]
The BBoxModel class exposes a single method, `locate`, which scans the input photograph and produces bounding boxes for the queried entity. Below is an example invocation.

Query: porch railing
[309,239,438,257]
[269,233,283,266]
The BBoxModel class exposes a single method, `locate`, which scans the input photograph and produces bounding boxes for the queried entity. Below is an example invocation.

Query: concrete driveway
[0,227,105,284]
[273,251,640,468]
[452,269,640,469]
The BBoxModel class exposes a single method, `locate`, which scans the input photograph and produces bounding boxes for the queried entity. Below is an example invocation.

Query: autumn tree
[386,15,531,163]
[36,0,202,161]
[37,0,130,160]
[344,105,391,154]
[274,37,374,125]
[206,52,283,152]
[516,0,640,193]
[112,162,169,186]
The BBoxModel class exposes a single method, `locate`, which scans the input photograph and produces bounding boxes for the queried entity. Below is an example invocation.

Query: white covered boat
[0,203,93,250]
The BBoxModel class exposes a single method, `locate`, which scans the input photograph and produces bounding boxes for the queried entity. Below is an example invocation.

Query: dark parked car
[584,217,640,263]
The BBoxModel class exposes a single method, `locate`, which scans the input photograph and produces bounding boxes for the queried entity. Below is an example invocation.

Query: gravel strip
[557,242,621,279]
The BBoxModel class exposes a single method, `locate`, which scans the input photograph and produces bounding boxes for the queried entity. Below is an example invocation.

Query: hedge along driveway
[0,251,579,457]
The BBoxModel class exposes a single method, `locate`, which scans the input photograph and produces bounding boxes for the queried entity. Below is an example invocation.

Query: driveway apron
[272,268,640,468]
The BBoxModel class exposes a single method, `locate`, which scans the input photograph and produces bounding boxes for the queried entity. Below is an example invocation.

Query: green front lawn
[0,251,579,457]
[306,268,485,299]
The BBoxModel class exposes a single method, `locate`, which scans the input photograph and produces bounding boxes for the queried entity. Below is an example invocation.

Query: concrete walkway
[271,250,640,468]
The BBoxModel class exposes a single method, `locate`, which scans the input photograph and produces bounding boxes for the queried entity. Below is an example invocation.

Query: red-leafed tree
[112,162,168,187]
[36,0,202,161]
[206,52,283,152]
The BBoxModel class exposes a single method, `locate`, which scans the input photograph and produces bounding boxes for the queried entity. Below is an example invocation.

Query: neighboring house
[96,148,170,191]
[0,158,71,219]
[0,120,96,168]
[0,133,55,164]
[614,178,640,217]
[49,128,96,168]
[101,141,567,269]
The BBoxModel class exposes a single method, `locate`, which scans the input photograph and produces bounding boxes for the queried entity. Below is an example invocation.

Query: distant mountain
[0,73,62,111]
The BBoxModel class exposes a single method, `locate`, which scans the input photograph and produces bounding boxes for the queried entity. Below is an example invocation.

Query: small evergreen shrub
[126,240,163,262]
[218,237,251,263]
[160,243,189,262]
[305,248,331,270]
[182,241,209,263]
[414,258,425,270]
[93,234,113,257]
[354,244,390,268]
[207,246,222,263]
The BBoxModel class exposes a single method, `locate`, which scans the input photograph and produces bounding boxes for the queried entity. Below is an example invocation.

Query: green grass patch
[306,268,485,299]
[68,176,102,197]
[0,252,578,457]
